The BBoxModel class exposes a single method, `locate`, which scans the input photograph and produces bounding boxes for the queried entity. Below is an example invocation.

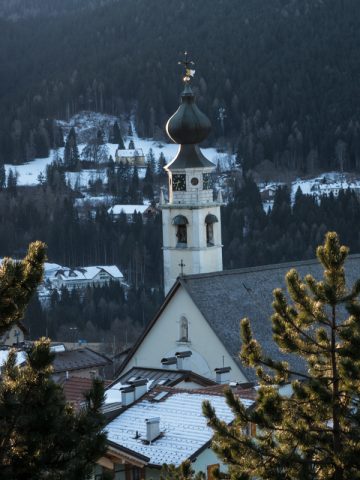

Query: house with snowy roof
[50,265,124,291]
[94,384,255,479]
[115,148,146,167]
[107,204,157,222]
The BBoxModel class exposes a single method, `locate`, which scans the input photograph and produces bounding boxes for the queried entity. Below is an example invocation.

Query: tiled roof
[106,388,252,466]
[121,254,360,383]
[105,367,216,405]
[61,376,111,407]
[52,347,111,373]
[180,254,360,382]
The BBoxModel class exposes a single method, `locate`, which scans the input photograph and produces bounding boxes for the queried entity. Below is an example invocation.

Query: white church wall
[162,205,223,294]
[125,286,247,383]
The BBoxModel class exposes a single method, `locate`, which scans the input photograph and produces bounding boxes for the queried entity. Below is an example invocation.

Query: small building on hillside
[94,384,255,479]
[107,204,157,222]
[115,148,146,167]
[51,265,124,291]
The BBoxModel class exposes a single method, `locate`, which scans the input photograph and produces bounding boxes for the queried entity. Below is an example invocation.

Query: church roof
[180,254,360,382]
[120,254,360,383]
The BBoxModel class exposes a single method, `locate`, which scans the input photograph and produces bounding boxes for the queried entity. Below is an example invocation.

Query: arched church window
[172,215,188,247]
[179,316,189,342]
[205,214,218,246]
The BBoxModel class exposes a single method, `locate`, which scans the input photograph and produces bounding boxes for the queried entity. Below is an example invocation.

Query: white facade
[124,285,247,383]
[50,265,124,291]
[161,164,223,295]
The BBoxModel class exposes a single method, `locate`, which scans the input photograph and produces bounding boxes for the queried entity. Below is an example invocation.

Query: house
[94,384,255,479]
[51,265,124,291]
[51,347,112,382]
[0,321,28,346]
[115,148,146,167]
[107,204,157,222]
[260,185,279,201]
[59,376,111,410]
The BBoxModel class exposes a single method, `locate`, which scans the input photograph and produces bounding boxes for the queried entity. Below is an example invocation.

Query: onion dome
[166,83,211,145]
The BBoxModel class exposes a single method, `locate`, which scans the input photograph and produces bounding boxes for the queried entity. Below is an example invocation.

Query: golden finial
[178,51,195,83]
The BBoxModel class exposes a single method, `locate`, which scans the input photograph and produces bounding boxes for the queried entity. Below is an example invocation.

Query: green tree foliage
[0,242,107,479]
[204,232,360,479]
[1,0,360,172]
[161,460,205,480]
[0,338,106,480]
[0,241,46,335]
[64,127,80,170]
[109,121,125,149]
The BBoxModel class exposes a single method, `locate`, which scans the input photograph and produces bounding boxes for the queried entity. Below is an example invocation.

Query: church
[118,63,360,385]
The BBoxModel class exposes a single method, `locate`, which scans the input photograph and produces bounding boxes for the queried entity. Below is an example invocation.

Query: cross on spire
[178,51,195,83]
[178,259,186,276]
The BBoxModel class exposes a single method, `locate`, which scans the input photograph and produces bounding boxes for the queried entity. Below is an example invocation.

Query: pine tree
[161,460,205,480]
[64,127,80,170]
[0,339,106,480]
[0,242,107,478]
[204,232,360,480]
[128,139,135,150]
[157,152,167,179]
[0,162,6,190]
[6,168,18,195]
[0,241,46,336]
[110,121,125,149]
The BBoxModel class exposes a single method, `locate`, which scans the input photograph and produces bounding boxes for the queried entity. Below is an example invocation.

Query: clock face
[191,177,199,186]
[172,174,186,191]
[203,173,213,190]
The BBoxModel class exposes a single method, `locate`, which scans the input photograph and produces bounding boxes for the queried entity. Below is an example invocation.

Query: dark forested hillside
[0,0,113,20]
[0,0,359,174]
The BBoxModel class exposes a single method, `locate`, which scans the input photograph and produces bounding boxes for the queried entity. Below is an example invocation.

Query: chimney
[161,356,177,369]
[146,417,160,443]
[129,378,148,400]
[121,386,135,406]
[175,350,192,370]
[215,366,231,384]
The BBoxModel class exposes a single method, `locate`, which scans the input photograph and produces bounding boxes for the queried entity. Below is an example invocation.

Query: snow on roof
[108,205,150,215]
[106,392,253,466]
[97,266,123,279]
[54,265,123,281]
[44,262,63,279]
[50,344,66,353]
[0,349,27,367]
[116,149,144,157]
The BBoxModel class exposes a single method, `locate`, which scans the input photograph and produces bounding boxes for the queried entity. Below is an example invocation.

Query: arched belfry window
[179,316,189,342]
[205,214,218,246]
[173,215,188,246]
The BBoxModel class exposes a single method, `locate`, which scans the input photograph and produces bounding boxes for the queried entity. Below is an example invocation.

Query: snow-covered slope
[5,112,233,188]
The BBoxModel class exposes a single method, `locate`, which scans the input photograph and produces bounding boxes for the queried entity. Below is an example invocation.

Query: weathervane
[178,51,195,83]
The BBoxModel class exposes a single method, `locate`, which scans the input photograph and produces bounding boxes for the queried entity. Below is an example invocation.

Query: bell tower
[161,54,223,295]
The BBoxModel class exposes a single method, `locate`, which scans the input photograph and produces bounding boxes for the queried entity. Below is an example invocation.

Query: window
[206,222,214,246]
[179,316,189,342]
[205,214,218,246]
[173,215,188,247]
[176,225,187,245]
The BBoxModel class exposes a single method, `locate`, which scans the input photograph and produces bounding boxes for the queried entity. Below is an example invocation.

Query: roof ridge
[180,253,360,282]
